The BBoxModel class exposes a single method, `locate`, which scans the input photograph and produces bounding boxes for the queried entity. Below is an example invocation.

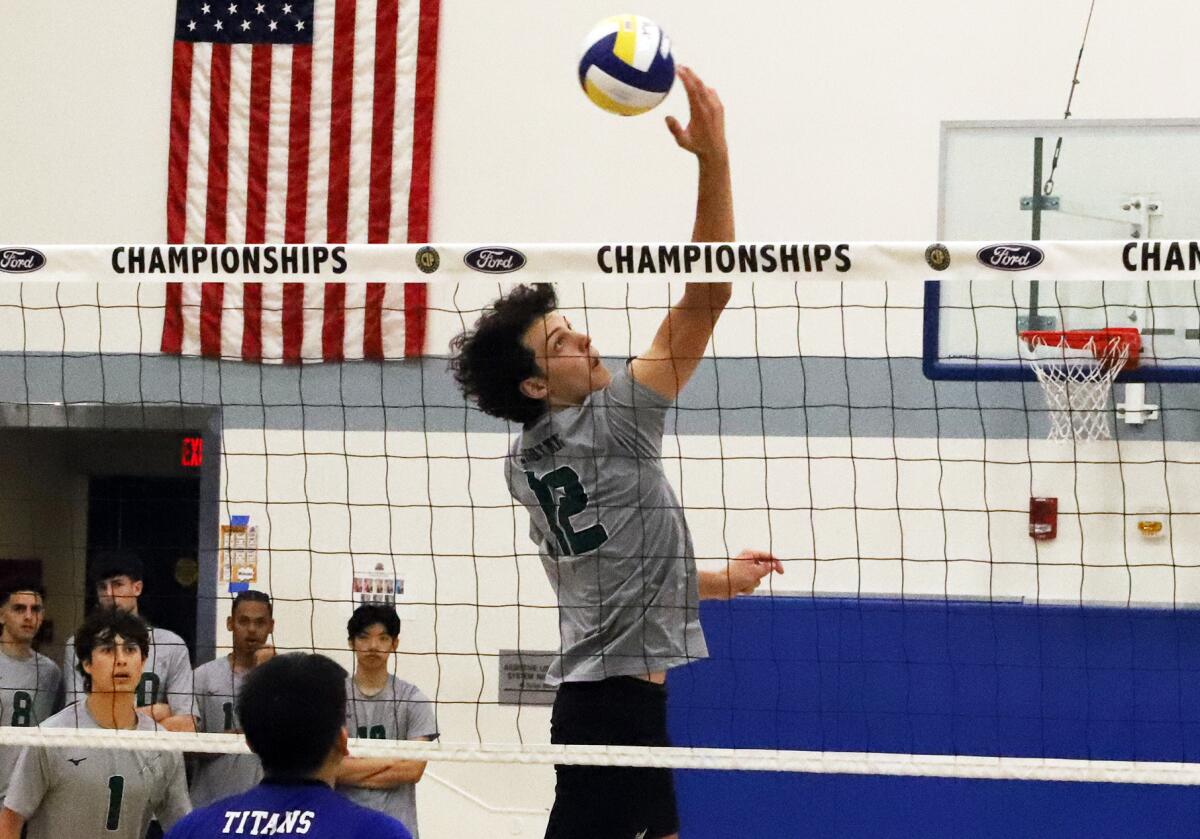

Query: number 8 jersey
[0,648,63,804]
[506,363,708,686]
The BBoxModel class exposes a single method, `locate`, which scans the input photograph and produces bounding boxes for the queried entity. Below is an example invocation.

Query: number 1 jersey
[5,703,190,839]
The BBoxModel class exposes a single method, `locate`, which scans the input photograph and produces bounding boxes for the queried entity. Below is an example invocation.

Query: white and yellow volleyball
[578,14,675,116]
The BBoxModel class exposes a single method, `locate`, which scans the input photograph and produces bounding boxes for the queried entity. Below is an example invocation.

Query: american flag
[161,0,437,361]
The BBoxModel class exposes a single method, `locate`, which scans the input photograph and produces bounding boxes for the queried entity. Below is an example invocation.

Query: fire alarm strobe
[1029,497,1057,541]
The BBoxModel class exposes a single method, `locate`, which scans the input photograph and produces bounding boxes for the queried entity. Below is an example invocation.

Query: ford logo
[0,247,47,274]
[464,247,526,274]
[976,243,1044,271]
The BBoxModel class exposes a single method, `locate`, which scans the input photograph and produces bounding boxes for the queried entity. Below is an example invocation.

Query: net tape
[1,728,1199,785]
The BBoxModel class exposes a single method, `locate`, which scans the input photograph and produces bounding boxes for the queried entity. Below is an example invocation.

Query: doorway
[86,476,200,660]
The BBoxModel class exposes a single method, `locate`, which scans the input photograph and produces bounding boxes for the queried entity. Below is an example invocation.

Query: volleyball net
[3,241,1200,788]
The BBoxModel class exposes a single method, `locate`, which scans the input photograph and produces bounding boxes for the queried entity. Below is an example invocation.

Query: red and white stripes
[163,0,437,361]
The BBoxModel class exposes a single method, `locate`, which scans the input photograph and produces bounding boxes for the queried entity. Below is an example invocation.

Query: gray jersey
[189,656,263,807]
[340,675,438,838]
[5,702,191,839]
[0,649,63,803]
[63,626,196,719]
[506,363,707,685]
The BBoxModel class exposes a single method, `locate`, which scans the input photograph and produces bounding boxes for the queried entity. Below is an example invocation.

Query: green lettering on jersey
[136,672,161,707]
[106,775,124,831]
[9,690,32,727]
[525,466,610,555]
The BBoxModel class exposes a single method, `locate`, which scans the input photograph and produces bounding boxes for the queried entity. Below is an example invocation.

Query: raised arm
[630,66,734,401]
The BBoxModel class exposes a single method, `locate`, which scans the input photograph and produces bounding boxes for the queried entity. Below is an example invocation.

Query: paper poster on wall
[220,515,258,584]
[352,562,405,607]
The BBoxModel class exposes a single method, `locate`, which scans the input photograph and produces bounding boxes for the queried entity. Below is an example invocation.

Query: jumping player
[450,66,783,839]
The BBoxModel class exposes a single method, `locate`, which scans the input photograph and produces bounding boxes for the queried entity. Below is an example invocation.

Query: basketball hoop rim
[1018,327,1141,371]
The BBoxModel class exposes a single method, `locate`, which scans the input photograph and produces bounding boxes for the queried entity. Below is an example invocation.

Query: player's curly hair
[449,284,558,426]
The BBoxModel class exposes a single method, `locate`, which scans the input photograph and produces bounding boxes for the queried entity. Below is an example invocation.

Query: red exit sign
[181,436,204,468]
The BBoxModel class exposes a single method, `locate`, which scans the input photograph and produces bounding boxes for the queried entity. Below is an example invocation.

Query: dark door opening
[86,476,200,661]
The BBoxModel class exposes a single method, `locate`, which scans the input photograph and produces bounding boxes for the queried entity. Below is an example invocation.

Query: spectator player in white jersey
[62,550,197,732]
[0,579,63,806]
[450,66,784,839]
[337,604,437,838]
[0,608,191,839]
[190,590,276,808]
[165,653,412,839]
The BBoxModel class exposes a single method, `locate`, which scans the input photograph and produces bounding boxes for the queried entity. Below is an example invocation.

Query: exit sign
[181,436,203,468]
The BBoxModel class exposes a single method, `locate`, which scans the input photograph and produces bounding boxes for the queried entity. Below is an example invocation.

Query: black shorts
[545,676,678,839]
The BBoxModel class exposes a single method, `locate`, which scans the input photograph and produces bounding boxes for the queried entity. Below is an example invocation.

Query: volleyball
[578,14,675,116]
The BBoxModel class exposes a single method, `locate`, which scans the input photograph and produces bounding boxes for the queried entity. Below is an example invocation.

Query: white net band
[10,241,1200,284]
[1025,336,1131,441]
[2,728,1200,785]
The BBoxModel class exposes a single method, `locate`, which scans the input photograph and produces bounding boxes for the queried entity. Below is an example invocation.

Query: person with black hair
[62,550,197,731]
[336,605,437,838]
[0,608,191,839]
[164,653,412,839]
[0,579,63,807]
[189,590,276,807]
[450,67,783,839]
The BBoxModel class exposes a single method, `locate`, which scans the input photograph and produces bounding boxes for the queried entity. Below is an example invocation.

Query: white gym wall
[4,2,1200,836]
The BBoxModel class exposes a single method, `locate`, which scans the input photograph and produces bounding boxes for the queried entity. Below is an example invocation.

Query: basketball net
[1021,331,1136,442]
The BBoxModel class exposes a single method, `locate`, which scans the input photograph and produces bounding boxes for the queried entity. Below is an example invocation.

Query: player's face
[521,311,611,408]
[84,634,145,695]
[351,623,399,671]
[228,601,274,655]
[95,575,142,612]
[0,592,44,645]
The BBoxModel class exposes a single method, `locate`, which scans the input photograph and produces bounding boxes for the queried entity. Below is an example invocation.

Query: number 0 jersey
[506,362,707,685]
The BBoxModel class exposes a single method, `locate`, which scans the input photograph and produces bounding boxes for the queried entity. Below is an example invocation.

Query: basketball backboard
[926,119,1200,382]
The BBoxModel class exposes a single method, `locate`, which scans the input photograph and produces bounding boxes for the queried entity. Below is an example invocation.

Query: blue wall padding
[667,596,1200,838]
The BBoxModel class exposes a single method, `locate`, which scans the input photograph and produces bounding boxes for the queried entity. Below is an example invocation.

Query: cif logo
[464,247,526,274]
[415,246,440,274]
[0,247,46,273]
[976,243,1044,271]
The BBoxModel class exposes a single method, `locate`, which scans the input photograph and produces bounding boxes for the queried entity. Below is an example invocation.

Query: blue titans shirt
[164,778,412,838]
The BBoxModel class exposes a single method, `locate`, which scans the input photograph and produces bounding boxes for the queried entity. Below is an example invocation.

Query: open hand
[665,66,728,163]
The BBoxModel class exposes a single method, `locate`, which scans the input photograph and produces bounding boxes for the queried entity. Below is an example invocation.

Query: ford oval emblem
[976,243,1044,272]
[464,247,526,274]
[0,247,47,274]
